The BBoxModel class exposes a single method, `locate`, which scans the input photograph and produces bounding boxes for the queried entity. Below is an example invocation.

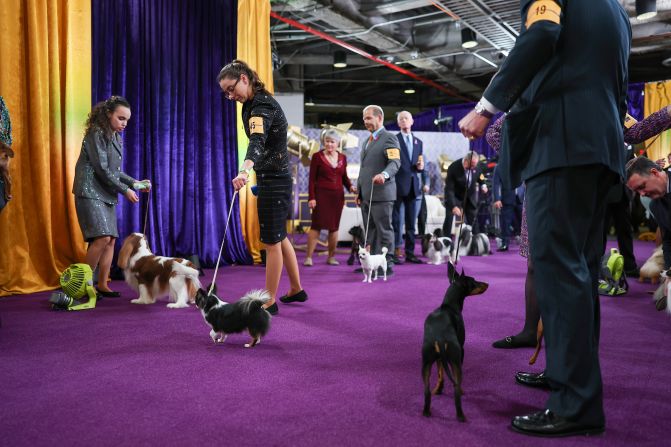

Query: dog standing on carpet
[347,225,365,265]
[421,262,488,421]
[358,246,388,283]
[117,233,201,308]
[421,230,453,265]
[194,284,272,348]
[455,224,490,257]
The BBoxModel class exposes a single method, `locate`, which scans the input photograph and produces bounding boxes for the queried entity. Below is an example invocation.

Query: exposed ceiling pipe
[270,10,472,101]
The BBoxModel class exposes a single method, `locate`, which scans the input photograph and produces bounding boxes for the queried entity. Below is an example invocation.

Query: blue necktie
[405,134,412,160]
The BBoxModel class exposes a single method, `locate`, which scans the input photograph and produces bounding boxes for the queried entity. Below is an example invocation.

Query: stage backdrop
[0,0,91,296]
[92,0,251,267]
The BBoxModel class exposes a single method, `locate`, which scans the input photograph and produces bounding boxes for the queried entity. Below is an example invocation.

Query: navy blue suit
[492,165,522,246]
[485,0,630,427]
[392,132,423,255]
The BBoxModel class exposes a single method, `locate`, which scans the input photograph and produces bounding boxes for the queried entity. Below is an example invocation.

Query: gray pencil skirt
[75,197,119,242]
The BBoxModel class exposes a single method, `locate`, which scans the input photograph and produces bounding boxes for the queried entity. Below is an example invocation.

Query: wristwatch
[474,100,494,119]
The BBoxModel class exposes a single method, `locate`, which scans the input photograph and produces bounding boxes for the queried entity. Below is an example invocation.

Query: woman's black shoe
[265,303,278,315]
[96,288,121,298]
[492,335,536,349]
[279,290,308,303]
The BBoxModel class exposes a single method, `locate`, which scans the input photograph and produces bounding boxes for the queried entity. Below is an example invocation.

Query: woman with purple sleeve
[488,105,671,349]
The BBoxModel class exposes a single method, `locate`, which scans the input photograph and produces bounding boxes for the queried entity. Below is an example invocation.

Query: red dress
[308,151,352,231]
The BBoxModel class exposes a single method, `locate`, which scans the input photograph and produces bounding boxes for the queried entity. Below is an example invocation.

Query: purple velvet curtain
[627,82,645,121]
[92,0,252,266]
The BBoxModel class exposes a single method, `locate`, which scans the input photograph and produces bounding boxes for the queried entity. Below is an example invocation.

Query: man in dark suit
[626,157,671,270]
[392,111,424,264]
[442,151,481,237]
[458,0,631,437]
[356,105,401,274]
[492,165,522,251]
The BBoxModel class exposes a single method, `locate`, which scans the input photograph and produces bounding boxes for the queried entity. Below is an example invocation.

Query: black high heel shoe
[96,288,121,298]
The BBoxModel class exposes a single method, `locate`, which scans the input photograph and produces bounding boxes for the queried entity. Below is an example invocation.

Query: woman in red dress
[305,129,356,266]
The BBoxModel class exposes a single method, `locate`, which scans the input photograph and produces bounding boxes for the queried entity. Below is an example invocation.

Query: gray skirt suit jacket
[72,129,136,241]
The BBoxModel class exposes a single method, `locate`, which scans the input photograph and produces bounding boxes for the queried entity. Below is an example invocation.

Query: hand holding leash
[232,172,248,191]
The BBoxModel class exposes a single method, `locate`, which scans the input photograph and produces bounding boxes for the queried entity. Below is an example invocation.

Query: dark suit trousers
[392,194,418,254]
[603,188,637,272]
[361,200,395,257]
[526,164,616,426]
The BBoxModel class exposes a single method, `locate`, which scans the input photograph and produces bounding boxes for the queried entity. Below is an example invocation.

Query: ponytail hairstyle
[216,59,266,95]
[84,95,131,137]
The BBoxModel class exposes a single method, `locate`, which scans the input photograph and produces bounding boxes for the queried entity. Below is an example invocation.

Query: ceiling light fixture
[333,51,347,68]
[461,27,478,49]
[404,88,416,94]
[635,0,657,20]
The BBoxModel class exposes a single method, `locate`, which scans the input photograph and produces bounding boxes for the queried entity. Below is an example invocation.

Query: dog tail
[171,262,202,297]
[434,341,457,387]
[381,247,388,256]
[240,289,272,315]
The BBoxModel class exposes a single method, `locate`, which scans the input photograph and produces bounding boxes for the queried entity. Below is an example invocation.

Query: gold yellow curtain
[643,80,671,162]
[0,0,91,296]
[236,0,272,264]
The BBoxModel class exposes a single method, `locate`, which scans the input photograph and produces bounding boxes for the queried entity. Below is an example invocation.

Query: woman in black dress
[218,60,307,315]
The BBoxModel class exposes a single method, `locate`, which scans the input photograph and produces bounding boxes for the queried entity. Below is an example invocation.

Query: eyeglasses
[223,77,241,99]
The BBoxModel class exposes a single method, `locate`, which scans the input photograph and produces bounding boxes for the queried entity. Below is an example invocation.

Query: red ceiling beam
[270,11,471,102]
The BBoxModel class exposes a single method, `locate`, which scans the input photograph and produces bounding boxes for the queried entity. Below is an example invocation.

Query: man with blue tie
[392,111,424,264]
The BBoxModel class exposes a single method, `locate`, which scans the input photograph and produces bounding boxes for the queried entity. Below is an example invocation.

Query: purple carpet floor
[1,239,670,446]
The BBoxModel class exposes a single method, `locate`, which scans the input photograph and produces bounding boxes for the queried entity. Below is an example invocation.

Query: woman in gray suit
[73,96,150,297]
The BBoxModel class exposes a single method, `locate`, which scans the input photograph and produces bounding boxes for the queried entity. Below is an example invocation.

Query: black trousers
[526,164,616,426]
[602,185,637,272]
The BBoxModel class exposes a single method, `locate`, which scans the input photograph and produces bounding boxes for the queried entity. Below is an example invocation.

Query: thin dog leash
[142,189,151,235]
[362,178,375,248]
[208,190,239,296]
[452,151,477,266]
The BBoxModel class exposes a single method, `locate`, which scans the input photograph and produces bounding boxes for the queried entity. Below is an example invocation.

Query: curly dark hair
[216,59,266,95]
[84,95,131,137]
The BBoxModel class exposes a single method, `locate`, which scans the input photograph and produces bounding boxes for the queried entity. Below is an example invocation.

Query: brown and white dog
[117,233,201,308]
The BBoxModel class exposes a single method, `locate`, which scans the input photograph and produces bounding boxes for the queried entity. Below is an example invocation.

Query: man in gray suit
[356,105,401,274]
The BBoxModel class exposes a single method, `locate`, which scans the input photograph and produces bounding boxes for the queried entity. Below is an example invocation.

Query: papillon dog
[194,284,272,348]
[421,231,453,265]
[455,225,490,257]
[347,225,365,265]
[640,246,664,284]
[117,233,201,308]
[358,246,388,283]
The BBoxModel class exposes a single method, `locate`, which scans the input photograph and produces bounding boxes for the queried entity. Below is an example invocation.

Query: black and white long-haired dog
[347,225,365,265]
[455,224,490,257]
[421,229,453,265]
[194,284,272,348]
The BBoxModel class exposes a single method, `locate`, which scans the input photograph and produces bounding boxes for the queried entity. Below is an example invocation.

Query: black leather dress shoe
[511,409,604,437]
[492,335,535,349]
[279,290,308,303]
[392,256,404,265]
[405,254,423,264]
[515,371,550,389]
[96,288,121,298]
[497,245,509,252]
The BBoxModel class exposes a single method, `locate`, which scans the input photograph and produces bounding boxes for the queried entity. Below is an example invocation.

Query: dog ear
[447,261,457,283]
[117,235,136,269]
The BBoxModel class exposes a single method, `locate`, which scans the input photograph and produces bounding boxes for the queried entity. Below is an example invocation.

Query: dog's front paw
[130,298,148,304]
[167,302,188,309]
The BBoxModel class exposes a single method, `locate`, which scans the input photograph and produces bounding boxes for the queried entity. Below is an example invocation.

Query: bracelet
[239,167,251,175]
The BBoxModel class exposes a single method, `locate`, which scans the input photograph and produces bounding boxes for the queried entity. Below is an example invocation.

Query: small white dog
[358,246,388,283]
